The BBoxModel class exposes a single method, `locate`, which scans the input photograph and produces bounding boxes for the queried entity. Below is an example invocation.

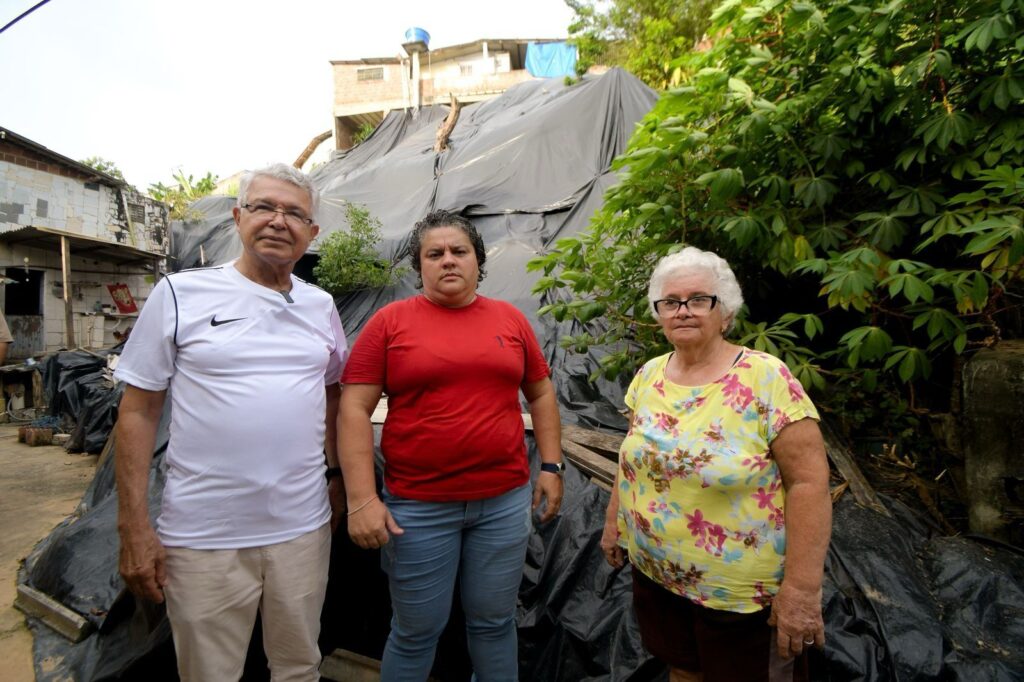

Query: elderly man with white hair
[114,163,347,681]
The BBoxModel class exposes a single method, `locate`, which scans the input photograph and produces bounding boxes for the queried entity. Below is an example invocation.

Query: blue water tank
[404,27,430,46]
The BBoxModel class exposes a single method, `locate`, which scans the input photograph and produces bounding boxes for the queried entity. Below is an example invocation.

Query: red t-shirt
[341,295,551,501]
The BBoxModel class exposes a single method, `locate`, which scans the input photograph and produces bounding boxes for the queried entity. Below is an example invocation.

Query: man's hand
[327,477,346,533]
[347,497,403,549]
[118,524,167,603]
[532,472,563,523]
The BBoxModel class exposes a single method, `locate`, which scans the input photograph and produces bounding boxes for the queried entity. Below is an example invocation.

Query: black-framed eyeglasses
[242,203,314,227]
[653,295,718,316]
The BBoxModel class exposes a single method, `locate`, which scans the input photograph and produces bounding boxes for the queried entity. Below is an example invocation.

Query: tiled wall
[0,147,168,254]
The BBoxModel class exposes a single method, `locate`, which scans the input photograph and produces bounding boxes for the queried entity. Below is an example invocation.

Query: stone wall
[962,339,1024,545]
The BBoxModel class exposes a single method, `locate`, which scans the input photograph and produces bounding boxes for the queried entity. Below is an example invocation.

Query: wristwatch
[540,461,565,475]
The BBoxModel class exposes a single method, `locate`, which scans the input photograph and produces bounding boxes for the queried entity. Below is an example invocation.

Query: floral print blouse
[617,348,819,613]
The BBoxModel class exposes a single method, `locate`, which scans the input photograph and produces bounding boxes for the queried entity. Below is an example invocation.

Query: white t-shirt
[114,263,347,549]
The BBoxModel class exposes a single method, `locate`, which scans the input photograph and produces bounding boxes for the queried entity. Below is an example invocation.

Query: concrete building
[331,38,564,150]
[0,127,168,360]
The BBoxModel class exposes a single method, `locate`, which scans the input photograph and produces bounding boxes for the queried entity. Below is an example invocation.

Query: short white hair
[237,163,320,221]
[648,246,745,331]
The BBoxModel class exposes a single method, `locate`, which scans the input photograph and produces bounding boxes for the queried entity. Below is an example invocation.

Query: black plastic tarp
[41,348,124,454]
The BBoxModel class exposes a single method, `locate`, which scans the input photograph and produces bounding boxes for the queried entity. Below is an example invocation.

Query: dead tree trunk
[434,94,462,153]
[293,130,333,169]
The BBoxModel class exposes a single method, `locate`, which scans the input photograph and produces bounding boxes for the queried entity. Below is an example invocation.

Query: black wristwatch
[540,461,565,476]
[325,467,342,480]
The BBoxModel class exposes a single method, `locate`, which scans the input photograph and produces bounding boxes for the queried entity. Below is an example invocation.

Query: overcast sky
[0,0,574,189]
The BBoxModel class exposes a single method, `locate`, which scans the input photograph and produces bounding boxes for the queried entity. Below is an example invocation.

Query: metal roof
[0,127,125,188]
[0,226,163,266]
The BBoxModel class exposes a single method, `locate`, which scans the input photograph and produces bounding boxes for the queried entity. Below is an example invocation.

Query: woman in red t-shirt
[339,209,564,681]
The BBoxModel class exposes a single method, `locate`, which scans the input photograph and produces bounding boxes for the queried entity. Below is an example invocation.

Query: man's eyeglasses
[653,295,718,316]
[242,203,314,227]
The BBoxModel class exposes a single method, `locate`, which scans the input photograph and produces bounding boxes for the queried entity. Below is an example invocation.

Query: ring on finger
[803,638,815,645]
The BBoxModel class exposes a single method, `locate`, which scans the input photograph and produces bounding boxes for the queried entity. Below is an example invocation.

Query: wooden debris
[830,480,850,504]
[820,421,891,517]
[434,94,461,153]
[320,649,380,682]
[96,432,116,470]
[14,583,93,642]
[293,130,333,169]
[562,440,616,487]
[321,648,440,682]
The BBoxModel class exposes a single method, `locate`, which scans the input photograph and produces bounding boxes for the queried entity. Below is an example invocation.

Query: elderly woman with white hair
[601,246,832,682]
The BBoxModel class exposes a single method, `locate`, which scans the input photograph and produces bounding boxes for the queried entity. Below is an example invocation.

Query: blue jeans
[380,483,532,682]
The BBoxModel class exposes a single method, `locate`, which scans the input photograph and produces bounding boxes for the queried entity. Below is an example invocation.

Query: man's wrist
[325,466,342,480]
[540,461,565,476]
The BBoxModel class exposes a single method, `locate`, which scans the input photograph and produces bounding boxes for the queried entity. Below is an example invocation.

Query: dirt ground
[0,423,97,682]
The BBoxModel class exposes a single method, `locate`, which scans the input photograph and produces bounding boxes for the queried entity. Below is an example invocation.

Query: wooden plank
[96,431,116,470]
[820,421,891,517]
[561,422,624,455]
[562,440,616,487]
[320,648,440,682]
[14,583,93,642]
[60,236,75,348]
[31,367,46,408]
[319,649,380,682]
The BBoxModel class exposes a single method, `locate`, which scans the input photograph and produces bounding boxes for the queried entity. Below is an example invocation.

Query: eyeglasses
[242,203,314,227]
[653,295,718,316]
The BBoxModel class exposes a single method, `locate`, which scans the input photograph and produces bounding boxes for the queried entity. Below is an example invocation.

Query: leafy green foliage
[80,156,127,183]
[313,203,406,294]
[566,0,719,86]
[148,170,218,220]
[352,122,377,145]
[534,0,1024,420]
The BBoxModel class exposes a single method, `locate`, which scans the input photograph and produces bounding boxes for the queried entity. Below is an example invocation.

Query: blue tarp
[525,41,577,78]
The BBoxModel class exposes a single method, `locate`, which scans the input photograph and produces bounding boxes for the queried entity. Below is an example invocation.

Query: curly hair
[407,209,487,289]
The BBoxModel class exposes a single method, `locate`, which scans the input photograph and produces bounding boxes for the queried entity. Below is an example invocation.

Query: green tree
[353,122,377,145]
[313,203,406,294]
[533,0,1024,435]
[566,0,718,86]
[148,170,218,220]
[80,156,126,182]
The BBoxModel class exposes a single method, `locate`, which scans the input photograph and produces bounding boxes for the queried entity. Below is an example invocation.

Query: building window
[357,67,384,82]
[460,64,473,76]
[128,203,146,223]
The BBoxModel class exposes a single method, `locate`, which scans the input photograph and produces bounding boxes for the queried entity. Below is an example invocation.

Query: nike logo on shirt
[210,316,246,327]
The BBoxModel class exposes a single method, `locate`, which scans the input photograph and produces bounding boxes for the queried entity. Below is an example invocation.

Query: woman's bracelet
[347,496,378,517]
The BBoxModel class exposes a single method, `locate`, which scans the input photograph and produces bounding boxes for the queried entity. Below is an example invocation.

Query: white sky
[0,0,574,190]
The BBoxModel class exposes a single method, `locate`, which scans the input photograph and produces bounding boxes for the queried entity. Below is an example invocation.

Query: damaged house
[0,127,167,363]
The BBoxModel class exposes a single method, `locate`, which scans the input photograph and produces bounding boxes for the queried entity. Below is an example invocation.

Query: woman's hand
[532,472,563,522]
[600,514,624,568]
[768,580,824,658]
[346,496,404,549]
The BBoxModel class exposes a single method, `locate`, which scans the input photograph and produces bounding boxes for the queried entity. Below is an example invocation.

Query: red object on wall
[106,283,138,314]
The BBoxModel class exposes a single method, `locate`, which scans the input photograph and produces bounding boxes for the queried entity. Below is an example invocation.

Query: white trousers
[163,523,331,682]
